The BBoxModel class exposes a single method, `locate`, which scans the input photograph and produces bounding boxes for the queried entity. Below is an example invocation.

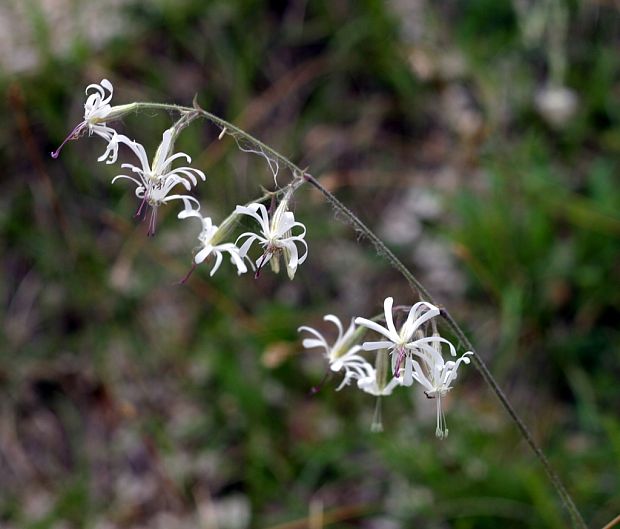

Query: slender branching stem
[304,174,588,529]
[126,102,588,529]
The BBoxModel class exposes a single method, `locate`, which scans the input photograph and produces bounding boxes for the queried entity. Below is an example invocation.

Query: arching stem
[124,101,588,529]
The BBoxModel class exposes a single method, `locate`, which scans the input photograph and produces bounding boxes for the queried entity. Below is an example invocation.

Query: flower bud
[93,102,138,123]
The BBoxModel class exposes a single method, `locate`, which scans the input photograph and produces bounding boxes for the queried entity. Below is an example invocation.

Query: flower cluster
[299,297,472,438]
[55,81,469,438]
[52,79,308,279]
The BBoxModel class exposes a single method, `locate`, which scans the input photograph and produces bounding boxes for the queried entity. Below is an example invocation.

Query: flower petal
[401,302,441,342]
[323,315,344,341]
[361,340,395,351]
[354,317,398,342]
[210,251,224,276]
[383,297,399,341]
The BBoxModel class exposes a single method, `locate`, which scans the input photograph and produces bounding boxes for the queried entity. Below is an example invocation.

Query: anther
[308,368,330,395]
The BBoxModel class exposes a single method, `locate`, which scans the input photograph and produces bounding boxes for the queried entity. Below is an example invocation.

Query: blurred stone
[324,241,373,312]
[385,475,434,517]
[365,516,402,529]
[379,205,422,245]
[442,84,484,141]
[261,341,294,369]
[116,471,159,507]
[0,0,128,73]
[534,85,579,129]
[197,494,251,529]
[51,522,72,529]
[465,457,488,480]
[378,188,442,246]
[152,511,195,529]
[408,48,435,81]
[391,0,426,42]
[408,47,468,83]
[23,489,53,520]
[412,236,466,298]
[92,521,116,529]
[4,270,41,350]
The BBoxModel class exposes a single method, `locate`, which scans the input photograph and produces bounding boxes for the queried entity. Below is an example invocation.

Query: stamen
[254,252,270,279]
[135,194,148,218]
[147,207,158,237]
[178,262,197,285]
[308,368,331,395]
[393,347,406,377]
[50,121,86,159]
[435,394,448,439]
[371,397,384,432]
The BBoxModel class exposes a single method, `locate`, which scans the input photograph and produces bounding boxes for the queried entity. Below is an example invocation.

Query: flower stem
[128,101,588,529]
[303,171,588,529]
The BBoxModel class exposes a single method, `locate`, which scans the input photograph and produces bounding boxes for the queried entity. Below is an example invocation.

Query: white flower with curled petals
[357,350,403,433]
[178,206,248,276]
[51,79,136,163]
[112,128,206,235]
[354,297,441,377]
[236,200,308,279]
[357,368,402,396]
[409,335,473,438]
[298,315,373,390]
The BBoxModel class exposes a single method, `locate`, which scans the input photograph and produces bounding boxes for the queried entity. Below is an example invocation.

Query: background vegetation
[1,0,619,527]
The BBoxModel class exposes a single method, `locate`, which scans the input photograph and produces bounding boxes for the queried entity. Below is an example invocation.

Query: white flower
[51,79,135,163]
[298,315,373,391]
[178,206,248,276]
[357,350,404,433]
[357,369,402,396]
[354,297,440,376]
[357,349,403,397]
[235,201,308,279]
[111,128,206,235]
[408,336,473,438]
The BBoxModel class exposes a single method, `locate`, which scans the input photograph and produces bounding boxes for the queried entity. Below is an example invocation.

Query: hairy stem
[129,101,588,529]
[303,174,587,529]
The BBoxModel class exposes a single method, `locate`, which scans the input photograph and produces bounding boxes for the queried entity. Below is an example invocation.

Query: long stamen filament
[254,251,270,279]
[135,194,148,218]
[309,367,331,395]
[435,394,448,439]
[179,262,197,284]
[51,121,86,158]
[393,347,405,377]
[371,397,384,433]
[147,207,158,237]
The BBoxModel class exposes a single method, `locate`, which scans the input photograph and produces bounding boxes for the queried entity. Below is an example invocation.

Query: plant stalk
[128,101,588,529]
